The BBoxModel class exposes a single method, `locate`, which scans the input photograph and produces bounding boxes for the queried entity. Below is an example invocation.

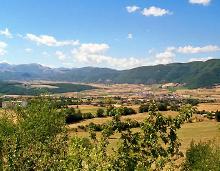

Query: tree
[65,108,83,124]
[157,102,168,111]
[182,141,220,170]
[96,108,105,117]
[139,103,150,113]
[215,110,220,122]
[0,98,68,170]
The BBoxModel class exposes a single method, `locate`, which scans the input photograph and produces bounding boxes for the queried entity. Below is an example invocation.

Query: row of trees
[65,106,136,124]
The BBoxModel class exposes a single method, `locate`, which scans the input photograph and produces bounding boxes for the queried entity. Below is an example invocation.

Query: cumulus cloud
[142,6,172,17]
[0,28,13,38]
[155,47,176,64]
[26,33,80,47]
[177,45,220,54]
[126,5,140,13]
[127,33,133,39]
[72,43,149,69]
[55,51,66,61]
[0,41,7,56]
[189,0,211,6]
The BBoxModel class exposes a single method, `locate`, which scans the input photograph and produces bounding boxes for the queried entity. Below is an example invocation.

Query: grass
[69,120,220,154]
[68,105,105,114]
[178,121,220,151]
[68,105,220,154]
[197,103,220,112]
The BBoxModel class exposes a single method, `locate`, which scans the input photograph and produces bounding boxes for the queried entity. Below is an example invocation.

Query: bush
[107,107,118,116]
[122,107,136,115]
[96,108,105,117]
[182,141,220,170]
[184,98,199,106]
[86,122,103,131]
[106,105,115,116]
[215,110,220,122]
[65,108,83,124]
[139,103,150,113]
[82,112,94,119]
[157,102,168,111]
[117,107,136,116]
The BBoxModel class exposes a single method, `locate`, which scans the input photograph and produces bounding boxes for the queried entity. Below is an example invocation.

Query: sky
[0,0,220,69]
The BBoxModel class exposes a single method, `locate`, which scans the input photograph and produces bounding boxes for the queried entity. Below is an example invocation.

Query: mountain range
[0,59,220,88]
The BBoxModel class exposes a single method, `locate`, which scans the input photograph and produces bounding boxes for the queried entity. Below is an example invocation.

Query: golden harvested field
[178,121,220,151]
[197,103,220,112]
[70,121,220,153]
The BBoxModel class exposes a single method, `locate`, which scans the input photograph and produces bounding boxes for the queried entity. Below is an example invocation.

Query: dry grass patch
[197,103,220,112]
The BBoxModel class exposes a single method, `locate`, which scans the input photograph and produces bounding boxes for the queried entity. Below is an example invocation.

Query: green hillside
[1,59,220,88]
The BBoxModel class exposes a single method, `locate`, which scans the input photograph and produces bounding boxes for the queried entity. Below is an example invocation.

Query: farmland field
[197,103,220,112]
[67,104,220,152]
[69,120,220,152]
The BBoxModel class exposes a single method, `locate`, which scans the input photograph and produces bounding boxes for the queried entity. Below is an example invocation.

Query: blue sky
[0,0,219,69]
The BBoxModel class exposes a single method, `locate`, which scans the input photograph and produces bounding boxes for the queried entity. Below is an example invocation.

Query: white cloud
[189,0,211,6]
[26,33,80,47]
[142,6,172,17]
[155,47,176,64]
[55,51,66,61]
[177,45,220,54]
[73,43,109,58]
[72,43,149,69]
[0,28,13,38]
[0,41,7,56]
[188,57,213,62]
[24,48,32,53]
[126,5,140,13]
[127,33,133,39]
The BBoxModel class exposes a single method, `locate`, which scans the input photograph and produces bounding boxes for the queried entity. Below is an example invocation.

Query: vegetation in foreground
[0,98,220,170]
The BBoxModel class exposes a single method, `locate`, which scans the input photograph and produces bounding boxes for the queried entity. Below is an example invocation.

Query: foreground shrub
[67,103,195,170]
[182,141,220,171]
[0,98,67,170]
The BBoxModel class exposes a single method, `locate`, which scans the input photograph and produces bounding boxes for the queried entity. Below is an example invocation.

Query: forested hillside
[0,59,220,88]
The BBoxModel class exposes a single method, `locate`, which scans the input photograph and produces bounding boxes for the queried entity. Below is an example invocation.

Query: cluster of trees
[138,98,200,114]
[77,118,140,132]
[139,102,168,113]
[64,106,136,124]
